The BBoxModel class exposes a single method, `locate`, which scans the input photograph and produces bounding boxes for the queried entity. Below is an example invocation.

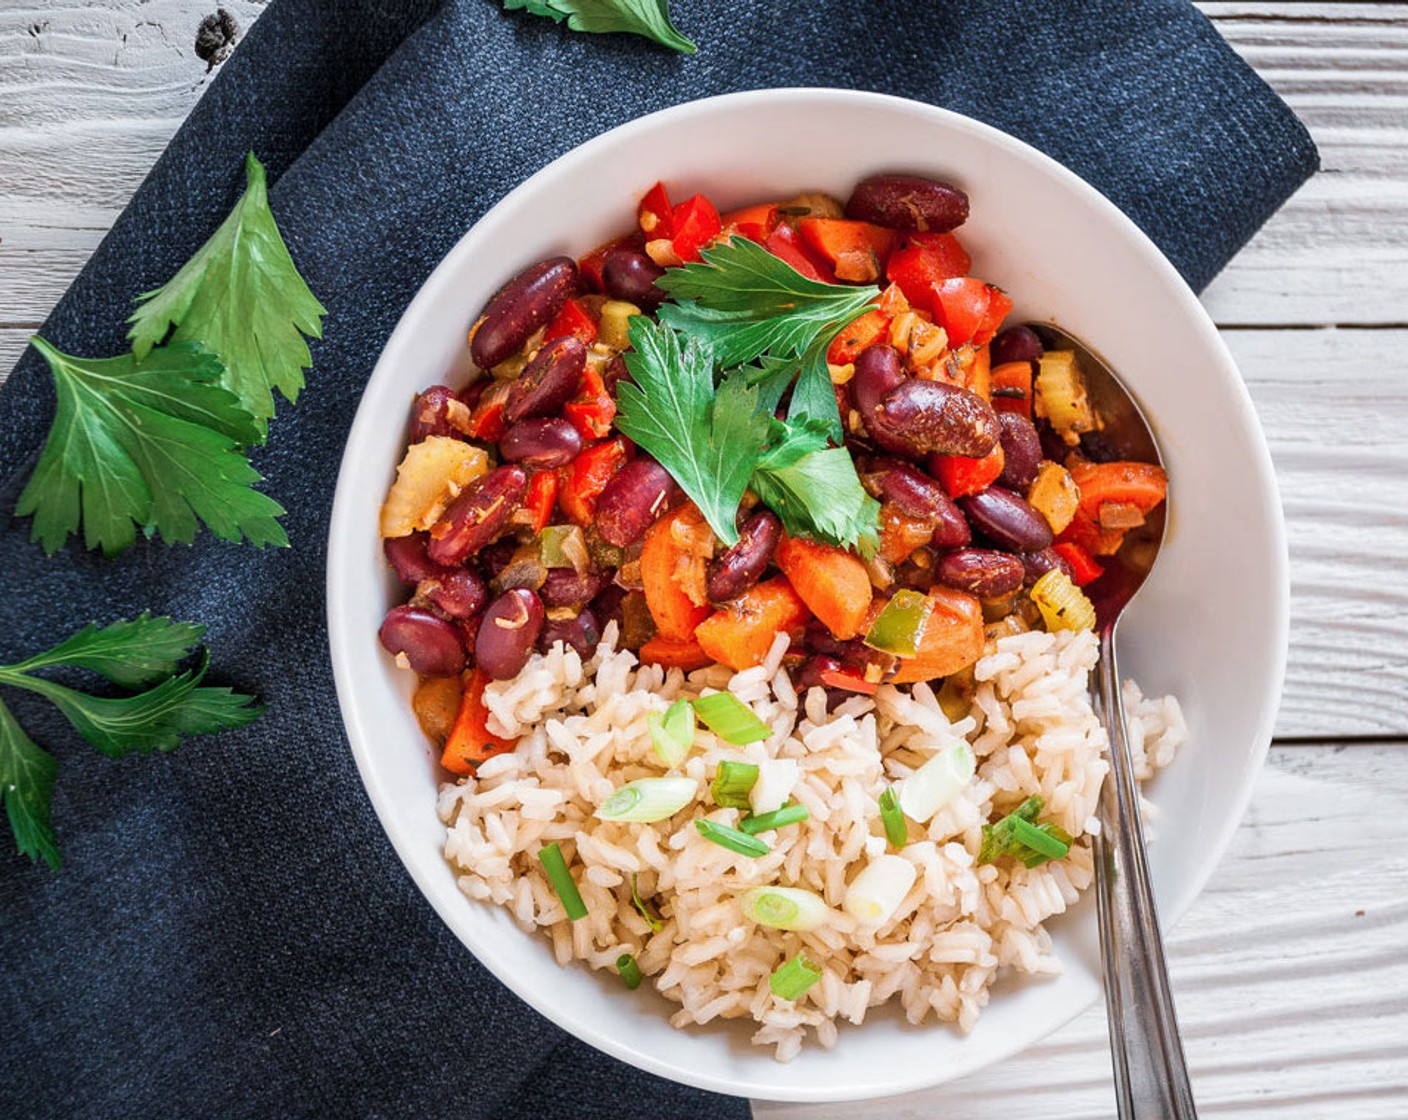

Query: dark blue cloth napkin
[0,2,1315,1117]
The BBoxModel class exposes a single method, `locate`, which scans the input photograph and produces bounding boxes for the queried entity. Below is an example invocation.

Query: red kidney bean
[793,655,846,711]
[384,533,447,584]
[929,496,973,550]
[427,466,528,566]
[594,459,678,548]
[706,509,782,604]
[479,539,519,581]
[379,605,466,677]
[603,247,666,308]
[539,606,602,658]
[933,548,1025,598]
[803,619,871,663]
[500,418,582,469]
[873,459,964,525]
[989,326,1044,367]
[1038,420,1072,464]
[408,385,466,443]
[540,567,611,609]
[504,336,586,423]
[997,412,1043,492]
[475,588,545,680]
[959,487,1053,552]
[591,584,627,634]
[845,174,970,233]
[1019,548,1075,586]
[601,354,631,394]
[418,568,488,619]
[874,380,1000,459]
[470,257,580,370]
[852,345,908,451]
[1079,430,1123,464]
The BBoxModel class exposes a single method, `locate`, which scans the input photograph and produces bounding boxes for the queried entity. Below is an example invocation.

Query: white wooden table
[3,3,1405,1116]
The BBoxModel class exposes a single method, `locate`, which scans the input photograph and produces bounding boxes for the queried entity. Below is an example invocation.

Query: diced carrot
[826,309,892,365]
[929,441,1005,499]
[798,218,897,283]
[1067,459,1169,522]
[763,223,835,283]
[695,577,811,672]
[960,344,991,400]
[639,633,714,671]
[990,360,1034,417]
[722,203,780,242]
[887,588,985,684]
[878,503,936,565]
[774,535,871,640]
[640,502,714,641]
[441,669,517,775]
[1052,541,1105,586]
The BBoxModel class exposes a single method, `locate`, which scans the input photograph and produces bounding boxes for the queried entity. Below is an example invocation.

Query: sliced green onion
[979,796,1074,867]
[739,886,831,931]
[616,952,643,990]
[769,953,822,1001]
[711,760,760,809]
[695,819,770,857]
[595,777,698,823]
[843,854,917,926]
[539,524,589,571]
[631,872,664,932]
[897,742,975,823]
[1008,817,1072,862]
[748,757,800,814]
[537,842,587,921]
[692,692,771,745]
[863,589,935,657]
[738,801,810,835]
[878,786,908,848]
[648,698,696,768]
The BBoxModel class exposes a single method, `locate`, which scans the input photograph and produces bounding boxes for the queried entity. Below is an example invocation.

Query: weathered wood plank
[0,3,1406,327]
[756,741,1408,1119]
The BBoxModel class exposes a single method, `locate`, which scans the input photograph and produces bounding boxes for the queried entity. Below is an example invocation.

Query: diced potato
[379,435,489,538]
[1034,350,1095,440]
[412,674,464,745]
[597,300,642,350]
[1027,461,1081,535]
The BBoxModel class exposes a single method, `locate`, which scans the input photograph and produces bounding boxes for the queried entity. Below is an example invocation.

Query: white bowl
[327,89,1288,1103]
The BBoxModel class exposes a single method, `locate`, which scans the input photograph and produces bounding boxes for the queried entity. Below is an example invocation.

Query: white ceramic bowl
[327,89,1288,1103]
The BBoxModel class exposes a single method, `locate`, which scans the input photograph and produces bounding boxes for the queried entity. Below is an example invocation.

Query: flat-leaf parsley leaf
[503,0,696,54]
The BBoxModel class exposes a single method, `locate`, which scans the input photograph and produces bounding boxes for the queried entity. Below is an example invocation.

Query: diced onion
[897,743,976,822]
[748,758,800,815]
[595,777,698,823]
[739,886,832,932]
[843,854,918,926]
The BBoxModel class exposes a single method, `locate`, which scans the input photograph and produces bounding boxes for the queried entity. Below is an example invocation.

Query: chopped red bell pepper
[928,441,1006,499]
[563,362,616,441]
[523,470,559,533]
[722,203,780,242]
[762,223,835,283]
[819,667,879,695]
[542,298,598,346]
[885,233,971,306]
[466,381,511,442]
[671,193,722,263]
[1052,541,1105,586]
[927,278,992,347]
[558,437,630,526]
[798,218,897,283]
[827,309,892,365]
[972,287,1013,347]
[638,181,674,240]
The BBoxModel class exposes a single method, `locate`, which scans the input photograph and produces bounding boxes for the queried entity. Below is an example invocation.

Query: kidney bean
[1038,420,1072,464]
[603,247,666,309]
[874,459,963,524]
[591,584,627,634]
[933,548,1025,598]
[475,588,545,680]
[500,418,582,469]
[959,486,1053,552]
[845,174,970,233]
[379,605,466,677]
[470,257,580,370]
[600,354,631,394]
[989,326,1044,367]
[479,539,519,581]
[540,567,611,609]
[930,497,973,550]
[873,379,1000,459]
[594,459,678,548]
[793,655,846,711]
[803,619,871,663]
[1079,429,1123,464]
[539,606,602,658]
[426,465,529,566]
[408,385,467,443]
[1019,548,1075,586]
[852,345,907,450]
[384,533,447,584]
[503,336,587,423]
[997,412,1043,492]
[418,568,488,619]
[707,510,782,604]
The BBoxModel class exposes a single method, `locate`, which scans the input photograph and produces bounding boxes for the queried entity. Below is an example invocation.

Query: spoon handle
[1093,625,1199,1119]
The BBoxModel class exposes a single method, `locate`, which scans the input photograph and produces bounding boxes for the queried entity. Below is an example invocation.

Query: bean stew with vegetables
[376,174,1168,773]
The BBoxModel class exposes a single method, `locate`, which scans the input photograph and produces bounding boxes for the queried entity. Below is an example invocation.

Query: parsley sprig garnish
[0,615,262,870]
[503,0,696,55]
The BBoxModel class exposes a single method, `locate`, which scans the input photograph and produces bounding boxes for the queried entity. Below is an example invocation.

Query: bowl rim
[327,86,1289,1102]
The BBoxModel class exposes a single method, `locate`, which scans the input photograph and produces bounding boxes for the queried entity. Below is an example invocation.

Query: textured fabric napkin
[0,2,1316,1117]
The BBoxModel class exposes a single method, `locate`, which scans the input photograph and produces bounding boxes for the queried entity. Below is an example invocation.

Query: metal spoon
[1040,325,1197,1120]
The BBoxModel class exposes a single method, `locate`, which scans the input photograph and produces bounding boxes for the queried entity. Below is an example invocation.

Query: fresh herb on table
[502,0,696,55]
[979,795,1074,867]
[0,615,262,870]
[128,153,326,434]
